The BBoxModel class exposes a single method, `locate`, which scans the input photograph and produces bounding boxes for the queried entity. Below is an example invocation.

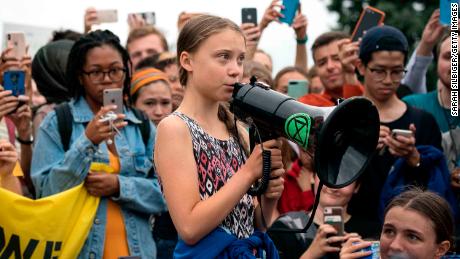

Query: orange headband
[130,68,169,96]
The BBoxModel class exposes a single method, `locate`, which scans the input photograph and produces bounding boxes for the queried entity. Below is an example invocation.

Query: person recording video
[31,30,166,258]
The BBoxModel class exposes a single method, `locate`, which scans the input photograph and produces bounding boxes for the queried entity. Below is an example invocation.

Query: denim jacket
[31,97,167,259]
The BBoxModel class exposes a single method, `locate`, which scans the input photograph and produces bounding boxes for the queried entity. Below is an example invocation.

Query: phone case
[351,6,385,42]
[280,0,300,25]
[3,70,25,96]
[287,80,309,99]
[324,207,344,236]
[103,89,123,114]
[7,32,26,60]
[97,10,118,23]
[242,8,258,25]
[440,0,456,25]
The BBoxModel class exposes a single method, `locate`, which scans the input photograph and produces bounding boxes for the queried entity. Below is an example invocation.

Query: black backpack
[54,102,151,151]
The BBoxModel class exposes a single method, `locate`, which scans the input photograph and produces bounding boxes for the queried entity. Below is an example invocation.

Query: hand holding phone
[391,129,413,139]
[129,12,156,27]
[280,0,300,25]
[103,88,123,114]
[3,70,25,96]
[324,206,344,236]
[351,6,385,42]
[242,8,258,25]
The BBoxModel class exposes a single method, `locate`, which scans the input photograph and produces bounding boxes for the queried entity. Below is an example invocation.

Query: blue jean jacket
[31,97,167,259]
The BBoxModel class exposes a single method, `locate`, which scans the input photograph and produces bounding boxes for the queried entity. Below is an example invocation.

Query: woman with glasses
[31,30,166,259]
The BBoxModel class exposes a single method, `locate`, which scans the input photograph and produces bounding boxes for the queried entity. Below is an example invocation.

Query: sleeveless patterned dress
[173,112,255,239]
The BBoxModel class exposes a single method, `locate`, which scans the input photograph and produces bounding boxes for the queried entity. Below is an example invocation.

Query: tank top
[173,112,254,239]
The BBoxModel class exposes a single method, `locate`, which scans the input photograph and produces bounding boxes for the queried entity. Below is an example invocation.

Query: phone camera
[7,34,11,40]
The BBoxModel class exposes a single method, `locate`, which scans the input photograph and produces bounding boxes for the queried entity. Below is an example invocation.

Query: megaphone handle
[247,149,271,196]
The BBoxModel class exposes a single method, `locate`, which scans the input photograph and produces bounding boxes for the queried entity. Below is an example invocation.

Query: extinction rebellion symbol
[284,113,312,149]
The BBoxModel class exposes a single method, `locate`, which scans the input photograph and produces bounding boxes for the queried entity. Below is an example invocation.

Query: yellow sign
[0,184,99,258]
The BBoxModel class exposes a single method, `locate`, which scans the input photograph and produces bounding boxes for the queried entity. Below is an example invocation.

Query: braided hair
[66,30,132,101]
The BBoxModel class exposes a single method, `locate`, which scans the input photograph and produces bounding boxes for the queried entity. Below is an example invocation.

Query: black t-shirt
[349,104,442,221]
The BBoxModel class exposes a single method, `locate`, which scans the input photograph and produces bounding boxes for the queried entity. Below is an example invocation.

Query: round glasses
[367,67,407,82]
[82,68,126,83]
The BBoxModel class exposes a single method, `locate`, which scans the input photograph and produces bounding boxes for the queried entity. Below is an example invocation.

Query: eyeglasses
[82,68,126,83]
[367,67,407,82]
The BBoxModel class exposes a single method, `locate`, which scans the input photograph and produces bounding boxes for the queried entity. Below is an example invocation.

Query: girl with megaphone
[154,14,285,258]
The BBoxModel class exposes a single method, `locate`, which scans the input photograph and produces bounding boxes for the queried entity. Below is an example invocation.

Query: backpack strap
[54,102,73,151]
[131,108,151,148]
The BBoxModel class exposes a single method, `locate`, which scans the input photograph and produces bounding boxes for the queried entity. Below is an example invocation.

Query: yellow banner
[0,184,99,258]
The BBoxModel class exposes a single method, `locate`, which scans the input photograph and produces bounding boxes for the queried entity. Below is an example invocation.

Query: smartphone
[361,241,380,259]
[96,9,118,23]
[103,88,123,114]
[440,0,458,25]
[351,6,385,42]
[6,32,26,60]
[3,70,25,96]
[391,129,413,138]
[287,80,309,99]
[324,206,344,236]
[139,12,156,25]
[280,0,300,25]
[242,8,258,25]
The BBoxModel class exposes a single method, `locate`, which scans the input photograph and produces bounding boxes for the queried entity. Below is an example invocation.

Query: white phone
[96,9,118,23]
[391,129,413,138]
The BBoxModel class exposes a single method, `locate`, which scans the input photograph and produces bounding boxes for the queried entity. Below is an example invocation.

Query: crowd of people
[0,1,458,258]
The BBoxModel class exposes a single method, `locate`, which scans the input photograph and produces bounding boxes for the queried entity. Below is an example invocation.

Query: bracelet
[16,135,34,145]
[296,35,308,45]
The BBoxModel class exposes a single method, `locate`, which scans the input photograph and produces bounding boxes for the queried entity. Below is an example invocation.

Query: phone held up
[241,8,257,25]
[6,32,26,60]
[3,70,25,96]
[280,0,300,25]
[103,88,123,115]
[130,12,156,25]
[351,6,385,42]
[96,9,118,24]
[287,80,309,99]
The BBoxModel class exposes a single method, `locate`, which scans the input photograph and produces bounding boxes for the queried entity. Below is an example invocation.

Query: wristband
[16,135,34,145]
[296,35,308,45]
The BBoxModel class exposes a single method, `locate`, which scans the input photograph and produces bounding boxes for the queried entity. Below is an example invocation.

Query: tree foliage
[326,0,439,90]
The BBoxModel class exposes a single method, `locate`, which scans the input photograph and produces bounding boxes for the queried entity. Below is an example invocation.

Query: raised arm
[402,9,446,93]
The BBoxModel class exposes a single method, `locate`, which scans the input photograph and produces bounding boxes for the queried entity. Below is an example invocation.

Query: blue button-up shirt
[31,96,166,258]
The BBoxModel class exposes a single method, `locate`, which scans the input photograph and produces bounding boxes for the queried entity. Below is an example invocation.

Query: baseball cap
[359,25,409,64]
